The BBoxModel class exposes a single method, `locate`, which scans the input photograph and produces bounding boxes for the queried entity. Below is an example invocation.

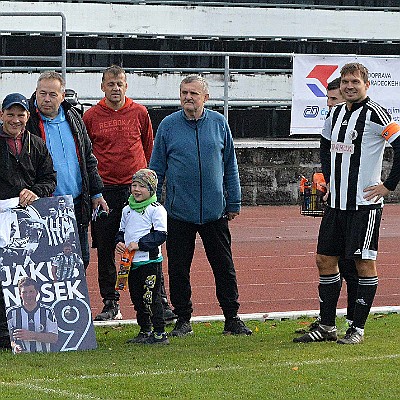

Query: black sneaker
[94,300,121,321]
[293,325,337,343]
[164,307,178,323]
[308,317,321,332]
[143,332,170,345]
[295,316,322,334]
[169,319,193,337]
[337,327,364,345]
[126,331,152,344]
[223,317,252,335]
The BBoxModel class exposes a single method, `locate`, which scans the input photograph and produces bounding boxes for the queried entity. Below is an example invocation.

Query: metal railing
[0,12,67,81]
[0,11,294,121]
[66,48,294,120]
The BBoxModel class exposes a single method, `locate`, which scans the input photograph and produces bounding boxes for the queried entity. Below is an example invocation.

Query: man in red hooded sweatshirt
[83,65,174,321]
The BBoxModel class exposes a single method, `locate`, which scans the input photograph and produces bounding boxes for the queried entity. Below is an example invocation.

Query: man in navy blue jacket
[150,75,252,337]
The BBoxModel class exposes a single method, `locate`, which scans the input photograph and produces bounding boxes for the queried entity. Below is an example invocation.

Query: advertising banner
[0,195,97,354]
[290,54,400,135]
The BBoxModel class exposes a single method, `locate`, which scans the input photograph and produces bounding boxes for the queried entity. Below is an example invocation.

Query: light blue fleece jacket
[39,106,82,199]
[149,108,241,225]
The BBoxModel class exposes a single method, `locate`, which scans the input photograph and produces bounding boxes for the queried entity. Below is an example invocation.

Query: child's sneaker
[126,331,152,344]
[144,332,170,345]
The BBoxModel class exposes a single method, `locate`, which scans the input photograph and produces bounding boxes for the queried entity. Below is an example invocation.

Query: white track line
[94,306,400,327]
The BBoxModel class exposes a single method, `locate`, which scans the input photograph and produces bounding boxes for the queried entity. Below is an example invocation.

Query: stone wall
[236,140,398,206]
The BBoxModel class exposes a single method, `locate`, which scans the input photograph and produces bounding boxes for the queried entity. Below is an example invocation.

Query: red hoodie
[83,97,153,185]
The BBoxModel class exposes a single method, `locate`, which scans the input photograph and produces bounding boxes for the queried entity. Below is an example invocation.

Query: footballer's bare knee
[355,259,377,277]
[316,254,339,275]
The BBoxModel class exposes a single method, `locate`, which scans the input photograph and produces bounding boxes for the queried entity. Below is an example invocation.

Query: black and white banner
[290,54,400,135]
[0,195,97,354]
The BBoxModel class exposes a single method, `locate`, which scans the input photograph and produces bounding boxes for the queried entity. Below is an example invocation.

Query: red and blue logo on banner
[306,65,339,97]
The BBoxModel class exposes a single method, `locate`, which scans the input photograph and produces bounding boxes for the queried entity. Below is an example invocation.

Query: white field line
[3,353,400,400]
[0,381,103,400]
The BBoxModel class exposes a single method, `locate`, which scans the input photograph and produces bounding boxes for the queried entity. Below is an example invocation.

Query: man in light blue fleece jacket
[150,75,252,337]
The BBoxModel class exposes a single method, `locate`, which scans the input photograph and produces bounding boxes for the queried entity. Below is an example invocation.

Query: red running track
[86,204,400,319]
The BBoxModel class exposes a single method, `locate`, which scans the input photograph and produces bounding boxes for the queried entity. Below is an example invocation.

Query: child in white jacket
[115,169,168,345]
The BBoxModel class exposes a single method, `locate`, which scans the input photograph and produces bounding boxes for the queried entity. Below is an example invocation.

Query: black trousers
[166,216,240,320]
[0,288,8,338]
[91,185,131,302]
[128,262,165,333]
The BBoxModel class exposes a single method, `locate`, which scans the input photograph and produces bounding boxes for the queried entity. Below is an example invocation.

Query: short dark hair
[102,65,126,81]
[327,77,341,91]
[340,62,369,83]
[18,277,39,292]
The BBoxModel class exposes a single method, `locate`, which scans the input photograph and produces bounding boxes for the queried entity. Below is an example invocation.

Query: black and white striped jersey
[52,251,83,280]
[321,96,400,210]
[7,304,58,353]
[44,215,73,247]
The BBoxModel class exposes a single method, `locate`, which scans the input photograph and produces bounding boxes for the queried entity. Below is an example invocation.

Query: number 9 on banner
[51,298,96,351]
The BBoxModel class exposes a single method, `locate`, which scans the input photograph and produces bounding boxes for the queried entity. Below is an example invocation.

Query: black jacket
[27,95,104,227]
[0,128,56,200]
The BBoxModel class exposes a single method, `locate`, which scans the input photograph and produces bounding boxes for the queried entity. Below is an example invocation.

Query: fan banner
[290,54,400,135]
[0,195,97,354]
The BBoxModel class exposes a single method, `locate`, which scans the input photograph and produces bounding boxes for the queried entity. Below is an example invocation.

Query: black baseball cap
[2,93,29,111]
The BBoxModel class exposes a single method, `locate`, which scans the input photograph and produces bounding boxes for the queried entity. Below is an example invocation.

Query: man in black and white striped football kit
[52,241,83,281]
[7,277,58,353]
[294,62,400,345]
[44,207,74,255]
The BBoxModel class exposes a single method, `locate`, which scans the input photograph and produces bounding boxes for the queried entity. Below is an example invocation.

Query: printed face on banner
[0,195,97,354]
[290,55,400,135]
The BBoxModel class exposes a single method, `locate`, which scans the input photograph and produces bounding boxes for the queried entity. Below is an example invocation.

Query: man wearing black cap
[0,92,56,350]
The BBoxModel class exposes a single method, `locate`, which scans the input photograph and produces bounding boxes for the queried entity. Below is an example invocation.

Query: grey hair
[37,71,66,93]
[180,75,209,94]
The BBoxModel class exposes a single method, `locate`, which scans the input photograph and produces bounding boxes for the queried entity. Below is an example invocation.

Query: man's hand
[13,328,36,341]
[322,183,330,202]
[363,183,389,202]
[19,189,39,207]
[226,211,240,221]
[92,196,109,213]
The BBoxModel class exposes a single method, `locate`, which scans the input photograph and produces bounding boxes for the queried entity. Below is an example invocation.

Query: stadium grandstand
[1,0,400,204]
[1,0,399,138]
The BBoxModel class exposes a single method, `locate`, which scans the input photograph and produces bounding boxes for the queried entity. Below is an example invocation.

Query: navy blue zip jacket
[149,108,241,224]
